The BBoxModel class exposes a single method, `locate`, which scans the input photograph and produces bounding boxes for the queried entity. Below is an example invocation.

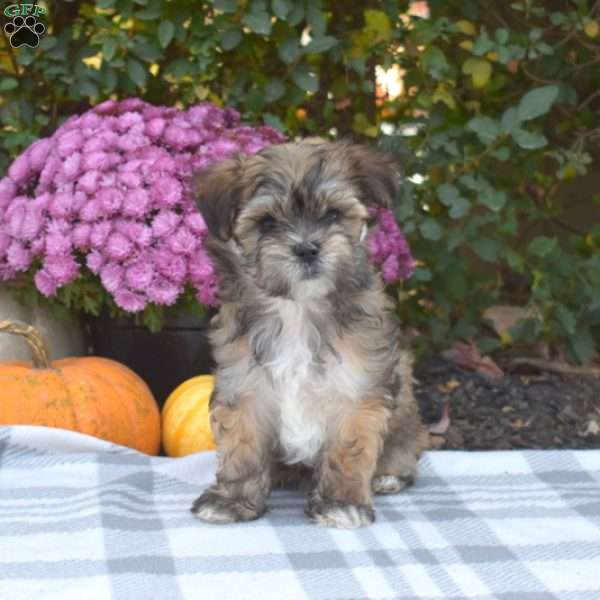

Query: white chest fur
[262,299,366,465]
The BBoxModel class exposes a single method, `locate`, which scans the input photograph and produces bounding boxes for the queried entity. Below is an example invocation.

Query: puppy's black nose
[293,241,321,264]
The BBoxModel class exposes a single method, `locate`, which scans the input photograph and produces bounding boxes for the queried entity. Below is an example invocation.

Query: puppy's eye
[323,208,342,224]
[258,214,277,233]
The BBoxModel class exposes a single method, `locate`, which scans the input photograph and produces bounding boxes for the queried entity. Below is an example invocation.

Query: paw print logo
[4,15,46,48]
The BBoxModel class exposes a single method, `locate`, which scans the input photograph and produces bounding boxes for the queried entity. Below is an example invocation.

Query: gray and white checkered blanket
[1,425,599,600]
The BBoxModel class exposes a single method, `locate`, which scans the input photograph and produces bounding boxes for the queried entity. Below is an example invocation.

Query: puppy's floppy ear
[346,143,401,209]
[193,157,245,241]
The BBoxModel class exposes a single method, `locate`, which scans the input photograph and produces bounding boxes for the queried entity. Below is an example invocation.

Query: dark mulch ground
[414,356,600,450]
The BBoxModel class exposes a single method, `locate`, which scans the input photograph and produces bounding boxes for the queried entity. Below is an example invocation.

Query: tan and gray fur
[191,138,428,528]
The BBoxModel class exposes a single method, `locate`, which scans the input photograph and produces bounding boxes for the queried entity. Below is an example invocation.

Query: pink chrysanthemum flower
[114,288,146,312]
[125,259,154,291]
[6,241,31,271]
[34,269,59,296]
[366,206,415,283]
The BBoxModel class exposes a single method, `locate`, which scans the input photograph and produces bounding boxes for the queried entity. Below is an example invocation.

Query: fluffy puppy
[191,138,427,528]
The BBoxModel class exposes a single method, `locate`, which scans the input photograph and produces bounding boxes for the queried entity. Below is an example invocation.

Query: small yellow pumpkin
[161,375,216,457]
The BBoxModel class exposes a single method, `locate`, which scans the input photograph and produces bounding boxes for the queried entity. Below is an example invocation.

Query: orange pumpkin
[0,319,161,455]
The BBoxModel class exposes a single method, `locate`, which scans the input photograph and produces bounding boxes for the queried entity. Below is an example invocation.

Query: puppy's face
[194,139,400,300]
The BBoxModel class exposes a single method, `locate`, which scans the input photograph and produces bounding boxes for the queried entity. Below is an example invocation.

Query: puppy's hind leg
[191,391,275,524]
[372,427,426,495]
[373,353,428,495]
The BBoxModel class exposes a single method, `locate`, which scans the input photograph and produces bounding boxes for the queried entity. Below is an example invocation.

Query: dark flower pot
[86,311,215,408]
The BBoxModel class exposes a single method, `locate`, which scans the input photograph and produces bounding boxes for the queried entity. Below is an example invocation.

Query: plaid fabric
[1,425,599,600]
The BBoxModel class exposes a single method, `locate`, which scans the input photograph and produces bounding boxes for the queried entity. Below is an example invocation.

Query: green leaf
[34,114,50,126]
[395,182,415,220]
[478,337,502,353]
[528,236,557,257]
[39,37,57,51]
[264,78,285,102]
[448,196,470,219]
[570,327,595,364]
[512,128,548,149]
[555,305,576,335]
[462,58,492,88]
[447,228,465,250]
[16,48,35,66]
[286,3,304,25]
[278,37,301,63]
[444,269,467,300]
[242,11,272,35]
[491,146,510,161]
[467,115,500,144]
[459,174,478,191]
[17,99,33,126]
[158,21,175,48]
[550,12,566,26]
[263,113,285,131]
[292,65,318,93]
[479,189,507,212]
[471,238,498,262]
[353,113,378,137]
[422,46,448,78]
[495,28,509,44]
[271,0,292,19]
[214,0,237,12]
[505,248,524,272]
[436,184,470,218]
[102,38,118,61]
[499,208,518,236]
[432,85,456,110]
[82,292,100,315]
[413,267,432,281]
[455,20,477,36]
[419,218,443,241]
[437,183,459,205]
[517,85,559,121]
[131,39,162,62]
[501,106,520,133]
[102,67,118,91]
[136,4,162,20]
[220,29,243,50]
[78,79,99,98]
[306,4,326,36]
[510,317,542,344]
[127,58,147,87]
[245,88,266,112]
[472,29,494,55]
[0,78,18,91]
[141,304,165,333]
[306,36,338,54]
[363,9,392,42]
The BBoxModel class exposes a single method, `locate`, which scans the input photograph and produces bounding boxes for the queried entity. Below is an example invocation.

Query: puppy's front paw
[306,495,375,529]
[191,489,266,524]
[372,473,414,495]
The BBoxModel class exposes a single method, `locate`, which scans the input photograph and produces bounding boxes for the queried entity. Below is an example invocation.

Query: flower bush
[1,1,599,360]
[0,98,413,329]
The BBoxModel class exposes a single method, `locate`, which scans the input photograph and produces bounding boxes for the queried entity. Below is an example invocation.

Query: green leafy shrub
[1,0,598,361]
